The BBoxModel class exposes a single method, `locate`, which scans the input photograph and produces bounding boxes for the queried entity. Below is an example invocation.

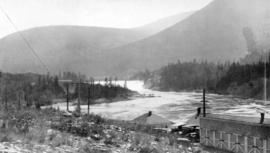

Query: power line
[0,4,50,73]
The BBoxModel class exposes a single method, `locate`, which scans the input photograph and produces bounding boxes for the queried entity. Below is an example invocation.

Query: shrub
[74,122,91,137]
[15,111,34,133]
[51,115,105,138]
[139,147,159,153]
[82,114,105,124]
[0,135,11,142]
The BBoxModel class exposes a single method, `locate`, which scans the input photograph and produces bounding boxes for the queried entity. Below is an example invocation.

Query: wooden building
[200,114,270,153]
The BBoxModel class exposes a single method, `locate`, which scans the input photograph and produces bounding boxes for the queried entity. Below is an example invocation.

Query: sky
[0,0,212,39]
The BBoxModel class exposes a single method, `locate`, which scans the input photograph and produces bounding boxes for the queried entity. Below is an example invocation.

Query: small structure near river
[132,111,174,128]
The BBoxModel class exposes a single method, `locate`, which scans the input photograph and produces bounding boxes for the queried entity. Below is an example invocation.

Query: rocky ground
[0,130,132,153]
[0,108,206,153]
[0,128,197,153]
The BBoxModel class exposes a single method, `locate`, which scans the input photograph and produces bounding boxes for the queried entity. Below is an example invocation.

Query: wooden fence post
[213,131,216,146]
[228,134,231,150]
[206,129,209,146]
[263,139,267,153]
[200,128,203,144]
[235,134,239,152]
[244,136,248,153]
[219,131,224,149]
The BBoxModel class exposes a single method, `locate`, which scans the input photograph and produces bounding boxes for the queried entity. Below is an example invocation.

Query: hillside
[0,12,192,76]
[105,0,270,76]
[1,0,270,77]
[133,11,194,36]
[0,26,144,74]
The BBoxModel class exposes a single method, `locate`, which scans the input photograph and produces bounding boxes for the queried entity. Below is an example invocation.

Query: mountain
[104,0,270,76]
[0,12,193,76]
[133,11,194,36]
[0,26,144,74]
[2,0,270,77]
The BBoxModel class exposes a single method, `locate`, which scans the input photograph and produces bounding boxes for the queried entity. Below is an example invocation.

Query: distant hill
[105,0,270,76]
[1,0,270,77]
[0,12,193,76]
[0,26,144,74]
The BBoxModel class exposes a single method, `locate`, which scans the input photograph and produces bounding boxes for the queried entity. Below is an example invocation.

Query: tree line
[0,71,132,111]
[135,54,270,99]
[73,80,131,102]
[0,72,64,110]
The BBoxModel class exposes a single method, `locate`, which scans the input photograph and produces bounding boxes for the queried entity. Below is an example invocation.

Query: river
[52,80,270,125]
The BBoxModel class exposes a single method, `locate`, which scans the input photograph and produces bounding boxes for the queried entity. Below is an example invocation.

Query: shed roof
[132,111,174,126]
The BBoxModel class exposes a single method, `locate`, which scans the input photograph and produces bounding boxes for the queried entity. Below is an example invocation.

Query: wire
[0,4,50,73]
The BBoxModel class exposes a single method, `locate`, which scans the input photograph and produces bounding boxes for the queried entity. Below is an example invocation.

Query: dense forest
[0,72,132,110]
[73,79,132,103]
[135,53,270,100]
[0,72,64,110]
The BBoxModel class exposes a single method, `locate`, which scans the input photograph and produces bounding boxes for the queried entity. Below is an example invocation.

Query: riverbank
[49,91,157,110]
[84,91,156,105]
[138,58,270,102]
[145,79,270,106]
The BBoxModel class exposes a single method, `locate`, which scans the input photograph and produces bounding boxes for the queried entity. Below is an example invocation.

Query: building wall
[200,117,270,153]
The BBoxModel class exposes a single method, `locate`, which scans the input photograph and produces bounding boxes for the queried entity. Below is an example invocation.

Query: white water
[51,80,270,125]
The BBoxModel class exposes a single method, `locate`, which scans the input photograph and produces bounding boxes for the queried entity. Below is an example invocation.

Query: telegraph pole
[203,88,206,117]
[77,79,81,114]
[92,79,95,105]
[66,83,69,111]
[264,53,267,103]
[87,84,90,115]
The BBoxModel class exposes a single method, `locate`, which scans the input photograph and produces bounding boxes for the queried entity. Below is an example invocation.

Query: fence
[200,114,270,153]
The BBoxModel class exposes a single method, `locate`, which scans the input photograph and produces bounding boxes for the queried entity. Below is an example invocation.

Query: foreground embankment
[0,108,205,153]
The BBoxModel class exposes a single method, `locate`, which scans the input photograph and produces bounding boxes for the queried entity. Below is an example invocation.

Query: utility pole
[203,88,206,117]
[87,84,90,115]
[87,79,95,115]
[66,83,69,111]
[77,79,81,114]
[264,53,267,103]
[92,79,95,105]
[260,113,265,124]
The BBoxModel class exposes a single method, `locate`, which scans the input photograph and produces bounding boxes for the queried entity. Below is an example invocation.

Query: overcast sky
[0,0,212,38]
